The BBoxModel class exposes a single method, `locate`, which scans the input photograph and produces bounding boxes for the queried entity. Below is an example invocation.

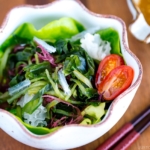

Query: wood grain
[0,0,150,150]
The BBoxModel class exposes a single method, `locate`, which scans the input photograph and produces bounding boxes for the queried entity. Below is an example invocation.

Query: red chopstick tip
[96,107,150,150]
[96,123,133,150]
[112,130,140,150]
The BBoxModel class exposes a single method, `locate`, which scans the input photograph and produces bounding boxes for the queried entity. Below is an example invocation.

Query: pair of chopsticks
[96,106,150,150]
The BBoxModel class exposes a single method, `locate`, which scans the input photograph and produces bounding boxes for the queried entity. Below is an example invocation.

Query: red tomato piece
[97,65,134,100]
[95,54,125,87]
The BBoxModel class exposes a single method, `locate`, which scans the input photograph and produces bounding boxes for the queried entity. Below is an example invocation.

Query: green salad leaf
[81,102,106,124]
[15,116,60,135]
[22,97,43,115]
[0,17,85,54]
[96,27,122,55]
[63,55,86,76]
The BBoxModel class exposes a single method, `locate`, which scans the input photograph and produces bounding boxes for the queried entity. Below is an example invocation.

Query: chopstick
[112,116,149,150]
[96,106,150,150]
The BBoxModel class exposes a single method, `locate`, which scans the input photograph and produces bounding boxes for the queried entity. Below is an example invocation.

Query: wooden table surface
[0,0,149,150]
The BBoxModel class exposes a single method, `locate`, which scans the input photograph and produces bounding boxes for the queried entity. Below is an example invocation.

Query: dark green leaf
[9,109,17,115]
[84,52,95,78]
[24,61,51,75]
[15,47,36,62]
[16,106,22,119]
[55,39,70,54]
[63,55,86,75]
[9,74,25,87]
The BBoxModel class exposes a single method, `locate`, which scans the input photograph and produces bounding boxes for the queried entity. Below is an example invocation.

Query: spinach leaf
[69,46,95,78]
[9,74,25,87]
[15,47,36,62]
[56,44,95,80]
[24,61,51,74]
[55,39,70,54]
[63,55,86,76]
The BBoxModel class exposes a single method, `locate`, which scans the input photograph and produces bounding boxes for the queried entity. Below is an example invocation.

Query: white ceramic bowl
[127,0,150,43]
[0,0,143,149]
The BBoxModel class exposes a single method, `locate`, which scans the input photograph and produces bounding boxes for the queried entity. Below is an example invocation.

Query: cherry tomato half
[97,65,134,100]
[95,54,125,87]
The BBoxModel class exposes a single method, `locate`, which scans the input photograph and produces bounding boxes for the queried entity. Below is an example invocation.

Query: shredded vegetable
[58,69,71,95]
[33,37,56,53]
[8,79,31,96]
[80,33,111,61]
[24,104,47,127]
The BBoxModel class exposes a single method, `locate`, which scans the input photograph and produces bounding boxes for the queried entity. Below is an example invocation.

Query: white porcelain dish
[127,0,150,43]
[0,0,143,149]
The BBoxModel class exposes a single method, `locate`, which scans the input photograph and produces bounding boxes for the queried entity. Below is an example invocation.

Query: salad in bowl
[0,0,142,149]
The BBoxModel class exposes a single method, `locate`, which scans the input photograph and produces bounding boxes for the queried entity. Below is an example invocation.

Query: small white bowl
[127,0,150,43]
[0,0,143,149]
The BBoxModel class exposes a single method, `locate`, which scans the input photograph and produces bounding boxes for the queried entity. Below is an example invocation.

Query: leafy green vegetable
[56,43,95,80]
[81,102,105,124]
[15,116,60,135]
[29,84,51,100]
[80,118,92,125]
[73,69,93,88]
[55,39,70,54]
[16,106,22,119]
[71,79,97,99]
[53,108,73,117]
[46,100,59,119]
[24,122,60,135]
[45,69,64,99]
[0,17,85,53]
[0,92,10,103]
[24,61,51,74]
[96,28,121,55]
[55,40,95,94]
[38,17,85,40]
[9,75,25,87]
[9,109,17,115]
[63,55,86,75]
[22,97,43,115]
[0,47,12,82]
[7,88,27,104]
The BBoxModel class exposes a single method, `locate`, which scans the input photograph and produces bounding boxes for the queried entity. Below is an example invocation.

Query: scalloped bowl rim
[0,0,143,148]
